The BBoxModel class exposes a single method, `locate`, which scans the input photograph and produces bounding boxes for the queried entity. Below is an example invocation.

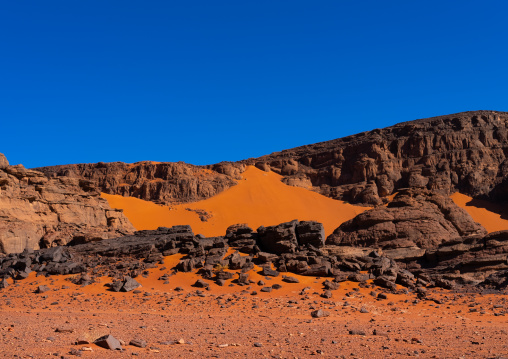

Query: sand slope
[451,192,508,233]
[103,166,368,237]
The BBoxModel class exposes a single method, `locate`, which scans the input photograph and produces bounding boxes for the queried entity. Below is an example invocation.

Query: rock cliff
[0,153,135,254]
[35,111,508,208]
[35,161,244,205]
[248,110,508,205]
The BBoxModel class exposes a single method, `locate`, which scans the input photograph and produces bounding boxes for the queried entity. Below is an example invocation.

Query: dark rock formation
[247,111,508,205]
[327,189,486,249]
[0,219,506,293]
[35,160,244,205]
[0,154,135,254]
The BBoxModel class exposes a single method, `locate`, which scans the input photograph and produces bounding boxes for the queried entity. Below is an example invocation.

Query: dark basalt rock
[122,277,141,292]
[296,221,325,248]
[0,217,507,294]
[257,220,299,255]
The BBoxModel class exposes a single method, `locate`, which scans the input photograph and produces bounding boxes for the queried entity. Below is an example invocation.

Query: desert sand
[102,166,369,237]
[451,192,508,233]
[1,254,507,358]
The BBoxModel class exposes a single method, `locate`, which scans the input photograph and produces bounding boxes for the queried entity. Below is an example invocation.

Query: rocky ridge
[248,110,508,205]
[35,161,244,205]
[0,153,135,254]
[34,111,508,208]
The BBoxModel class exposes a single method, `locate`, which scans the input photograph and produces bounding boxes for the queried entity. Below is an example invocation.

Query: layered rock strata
[35,161,244,205]
[34,111,508,208]
[327,189,487,249]
[0,153,135,254]
[249,110,508,205]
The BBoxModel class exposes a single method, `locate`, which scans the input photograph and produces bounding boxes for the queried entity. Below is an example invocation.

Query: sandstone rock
[36,161,242,206]
[327,189,486,249]
[246,111,508,205]
[0,154,8,169]
[0,155,135,254]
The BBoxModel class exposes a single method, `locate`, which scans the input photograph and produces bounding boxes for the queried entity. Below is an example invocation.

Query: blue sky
[1,1,507,168]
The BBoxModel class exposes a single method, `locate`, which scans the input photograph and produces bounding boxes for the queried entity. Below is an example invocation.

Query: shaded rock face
[327,189,486,249]
[0,154,135,254]
[248,111,508,205]
[35,161,244,205]
[257,220,326,255]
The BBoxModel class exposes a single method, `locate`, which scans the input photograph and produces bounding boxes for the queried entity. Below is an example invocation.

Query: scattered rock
[94,334,122,350]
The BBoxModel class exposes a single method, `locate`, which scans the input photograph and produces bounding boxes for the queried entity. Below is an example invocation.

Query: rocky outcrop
[327,189,487,249]
[247,111,508,205]
[35,161,244,205]
[33,111,508,208]
[1,219,506,293]
[0,154,135,254]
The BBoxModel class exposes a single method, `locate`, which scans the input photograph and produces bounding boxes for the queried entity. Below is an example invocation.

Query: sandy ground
[451,192,508,233]
[0,255,507,358]
[102,166,369,237]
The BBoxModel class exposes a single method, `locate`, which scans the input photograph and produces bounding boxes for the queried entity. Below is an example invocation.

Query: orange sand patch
[451,192,508,233]
[103,166,368,237]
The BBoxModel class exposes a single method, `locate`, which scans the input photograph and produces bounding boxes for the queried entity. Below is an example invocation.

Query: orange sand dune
[103,166,368,237]
[451,192,508,233]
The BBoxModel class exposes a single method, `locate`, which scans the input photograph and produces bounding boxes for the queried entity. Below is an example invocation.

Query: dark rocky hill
[248,110,508,205]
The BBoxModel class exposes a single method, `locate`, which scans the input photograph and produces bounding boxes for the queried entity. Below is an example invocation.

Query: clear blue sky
[1,1,507,168]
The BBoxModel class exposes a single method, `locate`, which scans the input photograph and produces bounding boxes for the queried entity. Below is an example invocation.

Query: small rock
[321,290,332,299]
[130,338,147,348]
[283,276,300,283]
[94,334,122,350]
[36,285,50,293]
[311,309,330,318]
[349,329,366,336]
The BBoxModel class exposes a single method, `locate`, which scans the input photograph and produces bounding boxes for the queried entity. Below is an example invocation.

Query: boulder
[257,220,298,255]
[327,189,486,249]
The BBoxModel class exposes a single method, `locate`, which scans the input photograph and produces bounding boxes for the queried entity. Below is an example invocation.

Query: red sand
[103,166,369,237]
[1,256,507,358]
[451,192,508,233]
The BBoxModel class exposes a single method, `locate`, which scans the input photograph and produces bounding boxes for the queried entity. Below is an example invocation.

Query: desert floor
[0,257,506,359]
